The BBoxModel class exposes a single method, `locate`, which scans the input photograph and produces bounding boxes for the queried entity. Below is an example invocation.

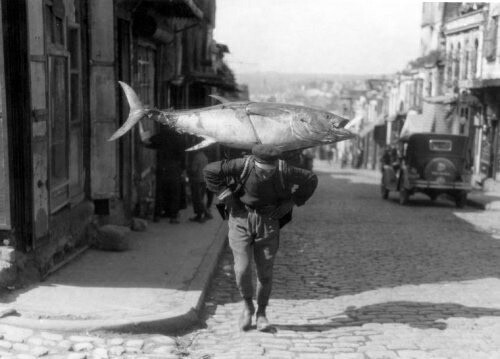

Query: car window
[429,140,452,151]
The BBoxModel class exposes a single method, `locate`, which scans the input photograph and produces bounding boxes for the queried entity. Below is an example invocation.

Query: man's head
[252,144,282,170]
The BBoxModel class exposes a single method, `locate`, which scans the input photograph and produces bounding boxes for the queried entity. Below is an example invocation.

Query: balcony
[443,10,485,35]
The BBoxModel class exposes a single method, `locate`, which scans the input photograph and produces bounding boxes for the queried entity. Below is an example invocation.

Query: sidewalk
[0,212,228,333]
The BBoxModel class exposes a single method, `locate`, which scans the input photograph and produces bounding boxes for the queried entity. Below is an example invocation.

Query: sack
[279,209,293,228]
[216,202,228,220]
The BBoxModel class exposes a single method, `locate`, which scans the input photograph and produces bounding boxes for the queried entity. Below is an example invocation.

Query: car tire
[399,188,409,205]
[455,191,467,208]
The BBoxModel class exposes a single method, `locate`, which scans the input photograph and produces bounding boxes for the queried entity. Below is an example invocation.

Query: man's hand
[217,188,234,204]
[269,199,294,220]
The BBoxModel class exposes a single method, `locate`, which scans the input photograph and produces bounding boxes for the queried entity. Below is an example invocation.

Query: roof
[133,0,204,19]
[423,95,457,104]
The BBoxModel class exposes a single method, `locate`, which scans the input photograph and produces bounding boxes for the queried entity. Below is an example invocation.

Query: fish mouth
[328,114,351,130]
[323,116,355,141]
[333,118,350,128]
[292,118,356,145]
[325,127,356,141]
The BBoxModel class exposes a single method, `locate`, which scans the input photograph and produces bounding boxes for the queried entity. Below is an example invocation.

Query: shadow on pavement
[196,167,500,334]
[273,301,500,332]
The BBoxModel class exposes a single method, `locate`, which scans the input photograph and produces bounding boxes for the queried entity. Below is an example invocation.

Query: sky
[213,0,423,76]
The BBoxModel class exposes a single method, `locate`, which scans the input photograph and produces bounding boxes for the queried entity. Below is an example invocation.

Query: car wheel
[381,185,389,200]
[429,193,438,201]
[399,188,409,205]
[455,191,467,208]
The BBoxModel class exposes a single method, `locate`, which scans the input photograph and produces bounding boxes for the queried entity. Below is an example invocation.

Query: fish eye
[326,114,332,120]
[300,118,307,123]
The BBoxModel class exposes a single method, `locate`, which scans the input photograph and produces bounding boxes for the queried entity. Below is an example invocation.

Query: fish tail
[108,81,150,141]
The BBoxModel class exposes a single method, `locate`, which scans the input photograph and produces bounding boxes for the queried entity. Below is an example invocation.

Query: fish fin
[186,136,217,151]
[209,95,230,104]
[109,82,148,141]
[246,103,289,117]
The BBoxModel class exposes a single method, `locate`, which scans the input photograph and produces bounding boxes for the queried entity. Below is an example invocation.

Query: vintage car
[381,133,472,207]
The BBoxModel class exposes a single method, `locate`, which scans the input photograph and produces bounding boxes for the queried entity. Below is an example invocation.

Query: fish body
[109,81,355,151]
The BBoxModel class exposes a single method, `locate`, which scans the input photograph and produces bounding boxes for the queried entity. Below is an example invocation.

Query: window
[464,40,469,80]
[48,56,69,210]
[135,44,156,179]
[45,0,84,211]
[454,43,461,81]
[137,45,155,107]
[447,44,453,82]
[429,140,452,151]
[46,0,65,47]
[68,24,84,200]
[471,39,478,78]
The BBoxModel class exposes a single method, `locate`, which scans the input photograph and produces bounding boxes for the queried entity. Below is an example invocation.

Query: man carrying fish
[204,144,318,332]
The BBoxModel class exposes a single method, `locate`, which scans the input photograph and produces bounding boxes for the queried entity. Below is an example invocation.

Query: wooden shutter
[89,0,117,198]
[0,8,10,229]
[29,0,50,241]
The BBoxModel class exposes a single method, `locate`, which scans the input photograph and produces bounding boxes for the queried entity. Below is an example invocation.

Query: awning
[127,0,204,19]
[359,116,386,138]
[423,95,457,104]
[399,113,434,139]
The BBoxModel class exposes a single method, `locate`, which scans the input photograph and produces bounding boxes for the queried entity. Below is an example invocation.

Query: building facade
[0,0,235,286]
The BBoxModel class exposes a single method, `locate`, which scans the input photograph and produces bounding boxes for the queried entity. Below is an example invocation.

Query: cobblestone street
[184,163,500,359]
[2,163,500,359]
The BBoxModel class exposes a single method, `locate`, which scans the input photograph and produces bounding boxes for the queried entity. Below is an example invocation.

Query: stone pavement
[0,161,499,359]
[0,210,228,333]
[181,162,500,359]
[347,165,500,212]
[0,325,181,359]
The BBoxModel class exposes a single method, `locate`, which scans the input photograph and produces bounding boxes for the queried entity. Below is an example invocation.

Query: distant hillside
[235,71,383,99]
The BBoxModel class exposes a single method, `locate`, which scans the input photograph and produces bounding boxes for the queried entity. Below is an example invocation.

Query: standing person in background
[205,187,214,220]
[140,124,187,224]
[187,148,212,223]
[204,144,318,332]
[301,148,315,171]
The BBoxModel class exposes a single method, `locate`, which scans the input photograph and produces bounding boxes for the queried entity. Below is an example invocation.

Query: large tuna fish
[109,81,355,151]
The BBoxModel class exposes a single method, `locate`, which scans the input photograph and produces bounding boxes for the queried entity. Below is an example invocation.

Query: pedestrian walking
[204,144,318,332]
[187,149,212,223]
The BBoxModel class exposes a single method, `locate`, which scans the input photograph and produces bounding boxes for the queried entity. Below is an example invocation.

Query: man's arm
[286,165,318,206]
[204,158,246,199]
[269,164,318,220]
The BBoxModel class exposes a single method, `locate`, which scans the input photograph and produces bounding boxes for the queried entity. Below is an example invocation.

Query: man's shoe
[169,218,180,224]
[189,216,205,223]
[239,307,254,331]
[256,315,274,332]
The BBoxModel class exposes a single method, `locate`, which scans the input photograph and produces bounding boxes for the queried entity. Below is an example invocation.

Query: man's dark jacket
[203,157,318,212]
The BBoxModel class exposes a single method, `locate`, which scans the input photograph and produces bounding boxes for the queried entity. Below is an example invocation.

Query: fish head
[291,107,356,144]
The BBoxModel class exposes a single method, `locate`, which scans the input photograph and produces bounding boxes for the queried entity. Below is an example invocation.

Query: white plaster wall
[481,5,500,80]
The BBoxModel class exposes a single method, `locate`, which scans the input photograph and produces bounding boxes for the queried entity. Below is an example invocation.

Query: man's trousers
[228,209,280,306]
